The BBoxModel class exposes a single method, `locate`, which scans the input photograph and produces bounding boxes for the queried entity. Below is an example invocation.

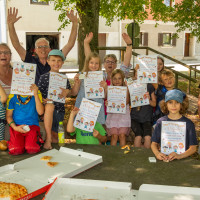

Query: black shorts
[131,120,152,137]
[52,109,65,133]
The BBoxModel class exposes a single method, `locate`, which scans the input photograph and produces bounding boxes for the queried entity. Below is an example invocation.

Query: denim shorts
[52,109,65,133]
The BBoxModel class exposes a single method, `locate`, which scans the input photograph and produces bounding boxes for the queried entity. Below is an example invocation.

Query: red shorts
[8,125,43,155]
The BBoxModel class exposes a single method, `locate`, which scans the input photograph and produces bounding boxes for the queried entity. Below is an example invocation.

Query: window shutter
[172,33,176,46]
[143,32,148,46]
[158,33,163,46]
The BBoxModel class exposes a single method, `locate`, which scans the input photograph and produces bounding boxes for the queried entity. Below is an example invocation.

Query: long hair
[111,69,125,86]
[82,52,101,76]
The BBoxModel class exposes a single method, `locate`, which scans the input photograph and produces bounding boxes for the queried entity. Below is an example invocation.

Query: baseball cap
[48,49,66,61]
[165,89,184,103]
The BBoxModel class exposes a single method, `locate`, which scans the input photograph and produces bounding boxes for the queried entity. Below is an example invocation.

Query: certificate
[84,71,104,99]
[11,62,36,95]
[74,98,102,132]
[161,121,186,155]
[107,86,127,114]
[136,55,158,83]
[47,72,68,103]
[127,78,149,108]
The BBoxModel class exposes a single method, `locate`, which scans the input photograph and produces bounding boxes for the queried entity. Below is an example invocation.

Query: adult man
[7,7,78,84]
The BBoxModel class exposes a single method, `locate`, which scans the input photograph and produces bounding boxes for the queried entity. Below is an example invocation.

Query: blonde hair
[0,43,11,53]
[104,54,117,63]
[82,52,101,76]
[160,96,189,115]
[35,38,50,48]
[111,69,125,86]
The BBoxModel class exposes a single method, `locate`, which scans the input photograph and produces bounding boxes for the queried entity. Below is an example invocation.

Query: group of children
[0,33,198,162]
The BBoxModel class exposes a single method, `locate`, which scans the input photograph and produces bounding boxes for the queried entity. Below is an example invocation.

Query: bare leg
[143,136,151,149]
[111,134,118,146]
[119,134,126,146]
[134,136,142,147]
[43,103,54,149]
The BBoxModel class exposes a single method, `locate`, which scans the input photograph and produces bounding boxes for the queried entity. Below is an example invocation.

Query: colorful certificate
[107,86,127,114]
[136,55,158,83]
[161,121,186,155]
[127,78,149,108]
[84,71,104,99]
[47,72,68,103]
[11,62,36,95]
[74,98,102,132]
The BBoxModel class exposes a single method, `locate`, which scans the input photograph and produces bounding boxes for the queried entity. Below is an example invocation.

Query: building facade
[3,0,200,65]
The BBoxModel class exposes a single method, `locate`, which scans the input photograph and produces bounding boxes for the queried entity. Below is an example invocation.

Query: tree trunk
[76,0,100,71]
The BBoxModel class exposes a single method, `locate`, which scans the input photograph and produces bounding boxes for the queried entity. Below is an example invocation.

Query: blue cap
[165,89,184,103]
[48,49,65,61]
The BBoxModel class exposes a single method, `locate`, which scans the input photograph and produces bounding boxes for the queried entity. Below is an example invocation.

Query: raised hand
[67,10,78,24]
[84,32,93,44]
[122,33,132,45]
[7,7,22,25]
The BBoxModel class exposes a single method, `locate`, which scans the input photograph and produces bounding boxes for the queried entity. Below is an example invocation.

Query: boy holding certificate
[151,89,198,161]
[67,107,107,144]
[38,50,75,150]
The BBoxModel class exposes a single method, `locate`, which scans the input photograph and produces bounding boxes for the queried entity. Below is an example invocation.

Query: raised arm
[84,32,93,58]
[122,33,132,67]
[61,10,78,57]
[7,7,26,61]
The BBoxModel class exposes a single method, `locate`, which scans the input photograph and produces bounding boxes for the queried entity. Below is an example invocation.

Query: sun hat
[48,49,65,61]
[165,89,184,103]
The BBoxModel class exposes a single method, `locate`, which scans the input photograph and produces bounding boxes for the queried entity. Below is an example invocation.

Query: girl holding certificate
[105,69,131,146]
[151,89,198,161]
[72,52,107,124]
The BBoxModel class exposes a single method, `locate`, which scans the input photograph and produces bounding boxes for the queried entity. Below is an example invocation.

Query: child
[131,68,156,148]
[151,89,198,161]
[67,107,107,144]
[153,69,176,124]
[73,52,107,125]
[6,84,44,155]
[38,49,75,150]
[0,84,7,140]
[84,33,132,118]
[105,69,131,146]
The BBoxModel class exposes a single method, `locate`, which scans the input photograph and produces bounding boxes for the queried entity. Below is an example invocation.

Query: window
[158,33,176,47]
[30,0,49,5]
[140,32,148,46]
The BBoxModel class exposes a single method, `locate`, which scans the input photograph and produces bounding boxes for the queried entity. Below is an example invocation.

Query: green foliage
[42,0,200,40]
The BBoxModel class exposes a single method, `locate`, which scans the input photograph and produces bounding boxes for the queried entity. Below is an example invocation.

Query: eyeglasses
[105,60,116,65]
[36,45,50,49]
[0,51,11,55]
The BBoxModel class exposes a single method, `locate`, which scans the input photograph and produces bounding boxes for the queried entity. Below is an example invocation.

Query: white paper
[107,86,127,114]
[136,55,158,83]
[11,62,36,95]
[47,72,68,103]
[74,98,101,132]
[84,71,104,99]
[161,121,186,155]
[127,79,149,108]
[44,178,132,200]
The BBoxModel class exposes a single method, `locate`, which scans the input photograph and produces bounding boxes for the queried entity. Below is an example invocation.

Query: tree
[43,0,199,70]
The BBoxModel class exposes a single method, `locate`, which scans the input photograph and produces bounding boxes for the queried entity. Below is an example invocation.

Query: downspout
[0,0,7,43]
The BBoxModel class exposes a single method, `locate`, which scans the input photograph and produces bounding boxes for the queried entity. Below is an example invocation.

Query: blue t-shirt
[7,93,42,126]
[152,115,198,151]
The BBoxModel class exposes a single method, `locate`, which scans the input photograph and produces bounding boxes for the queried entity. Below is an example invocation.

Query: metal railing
[97,46,200,94]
